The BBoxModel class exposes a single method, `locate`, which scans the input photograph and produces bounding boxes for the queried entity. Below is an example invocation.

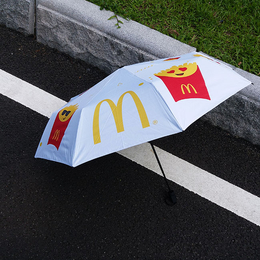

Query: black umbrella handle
[149,142,177,205]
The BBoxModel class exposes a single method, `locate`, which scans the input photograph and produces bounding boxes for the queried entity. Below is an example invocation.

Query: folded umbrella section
[35,52,251,168]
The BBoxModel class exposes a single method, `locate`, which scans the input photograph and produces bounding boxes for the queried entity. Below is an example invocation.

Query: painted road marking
[0,69,66,117]
[119,144,260,226]
[1,69,260,227]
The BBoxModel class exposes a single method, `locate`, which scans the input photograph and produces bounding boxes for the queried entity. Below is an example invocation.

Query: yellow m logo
[181,84,197,95]
[93,91,150,144]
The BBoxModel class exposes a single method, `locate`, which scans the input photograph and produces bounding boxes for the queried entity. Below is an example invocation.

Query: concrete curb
[1,0,260,146]
[0,0,35,35]
[36,0,195,73]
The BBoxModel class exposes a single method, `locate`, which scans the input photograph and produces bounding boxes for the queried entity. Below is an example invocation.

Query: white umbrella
[35,51,251,203]
[35,51,250,166]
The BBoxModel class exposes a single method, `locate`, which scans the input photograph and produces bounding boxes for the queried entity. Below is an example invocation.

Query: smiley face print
[154,62,198,78]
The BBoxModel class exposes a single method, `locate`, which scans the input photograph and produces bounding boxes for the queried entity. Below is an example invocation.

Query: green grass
[88,0,260,76]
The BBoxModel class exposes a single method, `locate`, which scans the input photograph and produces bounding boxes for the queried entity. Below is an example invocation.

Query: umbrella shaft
[150,142,171,192]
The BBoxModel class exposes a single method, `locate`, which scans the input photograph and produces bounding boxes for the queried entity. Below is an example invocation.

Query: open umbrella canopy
[35,52,251,167]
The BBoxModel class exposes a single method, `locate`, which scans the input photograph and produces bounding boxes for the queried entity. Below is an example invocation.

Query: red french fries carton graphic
[48,104,78,150]
[163,57,180,61]
[154,62,210,102]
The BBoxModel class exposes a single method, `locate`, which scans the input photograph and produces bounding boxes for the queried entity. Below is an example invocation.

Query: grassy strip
[88,0,260,76]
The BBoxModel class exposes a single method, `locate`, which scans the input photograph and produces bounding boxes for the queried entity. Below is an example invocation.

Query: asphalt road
[1,25,260,259]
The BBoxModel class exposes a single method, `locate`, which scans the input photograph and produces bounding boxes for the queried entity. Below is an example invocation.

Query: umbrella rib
[122,68,184,130]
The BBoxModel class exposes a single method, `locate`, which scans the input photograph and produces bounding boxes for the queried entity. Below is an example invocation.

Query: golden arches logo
[93,91,150,144]
[181,84,197,95]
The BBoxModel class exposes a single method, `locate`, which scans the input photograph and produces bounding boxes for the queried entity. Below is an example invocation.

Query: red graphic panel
[47,105,78,150]
[164,57,180,61]
[155,65,211,102]
[47,116,73,150]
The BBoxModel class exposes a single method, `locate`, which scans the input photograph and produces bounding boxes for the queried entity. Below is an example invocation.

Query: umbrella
[35,51,251,204]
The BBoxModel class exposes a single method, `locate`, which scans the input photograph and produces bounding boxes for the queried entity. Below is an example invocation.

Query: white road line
[119,144,260,226]
[1,69,260,227]
[0,69,66,117]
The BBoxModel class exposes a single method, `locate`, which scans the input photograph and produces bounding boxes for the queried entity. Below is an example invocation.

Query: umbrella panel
[35,68,182,166]
[35,52,251,167]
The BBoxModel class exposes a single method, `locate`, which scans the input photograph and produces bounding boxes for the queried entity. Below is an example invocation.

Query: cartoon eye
[179,67,187,72]
[167,70,175,74]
